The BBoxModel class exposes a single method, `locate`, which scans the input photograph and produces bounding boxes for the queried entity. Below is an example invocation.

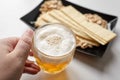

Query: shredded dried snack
[40,0,63,14]
[84,14,107,28]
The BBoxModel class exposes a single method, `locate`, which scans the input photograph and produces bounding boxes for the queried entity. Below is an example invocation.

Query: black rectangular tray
[21,0,118,57]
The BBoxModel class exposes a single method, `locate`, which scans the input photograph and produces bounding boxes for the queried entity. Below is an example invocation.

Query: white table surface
[0,0,120,80]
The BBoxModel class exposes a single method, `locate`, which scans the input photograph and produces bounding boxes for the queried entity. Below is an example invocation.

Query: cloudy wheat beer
[32,23,76,74]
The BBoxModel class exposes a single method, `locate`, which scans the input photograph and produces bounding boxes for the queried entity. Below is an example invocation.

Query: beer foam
[34,24,76,56]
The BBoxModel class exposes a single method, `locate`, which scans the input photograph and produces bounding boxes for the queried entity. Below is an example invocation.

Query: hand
[0,29,40,80]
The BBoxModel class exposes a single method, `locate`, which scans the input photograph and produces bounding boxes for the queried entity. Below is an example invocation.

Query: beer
[32,23,76,74]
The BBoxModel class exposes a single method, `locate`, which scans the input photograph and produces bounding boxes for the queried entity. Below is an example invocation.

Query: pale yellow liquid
[34,54,72,74]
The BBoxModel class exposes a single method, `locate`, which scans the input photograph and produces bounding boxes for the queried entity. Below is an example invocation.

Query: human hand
[0,29,40,80]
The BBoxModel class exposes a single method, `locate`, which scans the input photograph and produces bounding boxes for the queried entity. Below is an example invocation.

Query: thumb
[11,29,34,60]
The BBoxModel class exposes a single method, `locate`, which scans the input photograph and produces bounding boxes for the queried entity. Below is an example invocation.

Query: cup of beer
[32,23,76,74]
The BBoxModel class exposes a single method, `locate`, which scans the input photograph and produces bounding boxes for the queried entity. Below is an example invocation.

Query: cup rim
[32,23,76,58]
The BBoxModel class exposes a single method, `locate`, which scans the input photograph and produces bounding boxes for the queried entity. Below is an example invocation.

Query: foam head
[34,24,76,56]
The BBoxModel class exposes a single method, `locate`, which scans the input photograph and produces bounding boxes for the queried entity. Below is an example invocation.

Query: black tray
[21,0,118,57]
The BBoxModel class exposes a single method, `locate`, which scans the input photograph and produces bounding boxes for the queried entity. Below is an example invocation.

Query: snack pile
[35,0,116,49]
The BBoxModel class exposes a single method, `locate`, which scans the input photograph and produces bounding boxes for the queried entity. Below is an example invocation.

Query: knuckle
[21,35,32,46]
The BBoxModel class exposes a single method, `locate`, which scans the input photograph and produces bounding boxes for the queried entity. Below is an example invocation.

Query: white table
[0,0,120,80]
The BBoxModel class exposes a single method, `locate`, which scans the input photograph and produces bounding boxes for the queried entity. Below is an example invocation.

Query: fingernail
[26,29,34,36]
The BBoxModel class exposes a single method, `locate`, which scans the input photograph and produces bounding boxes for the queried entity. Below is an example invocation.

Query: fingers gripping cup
[32,23,76,74]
